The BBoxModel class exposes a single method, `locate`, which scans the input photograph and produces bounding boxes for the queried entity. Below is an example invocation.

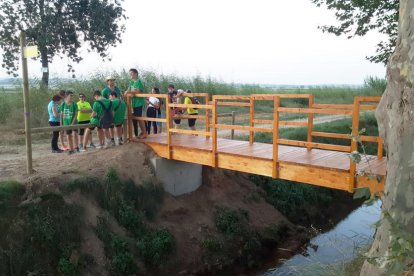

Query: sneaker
[79,143,83,150]
[89,143,97,148]
[118,138,123,146]
[79,148,86,152]
[52,149,63,153]
[76,147,80,152]
[110,139,116,146]
[68,150,75,155]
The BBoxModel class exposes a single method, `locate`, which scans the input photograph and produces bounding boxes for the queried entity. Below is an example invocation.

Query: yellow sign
[24,46,39,58]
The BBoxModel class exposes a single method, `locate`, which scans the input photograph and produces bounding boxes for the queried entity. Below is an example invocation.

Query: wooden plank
[212,99,218,167]
[278,162,350,191]
[217,102,251,107]
[307,95,314,151]
[133,93,168,98]
[252,94,312,99]
[272,96,280,178]
[355,96,382,103]
[356,175,385,194]
[205,94,210,133]
[312,131,350,140]
[169,128,211,136]
[277,139,351,152]
[249,98,254,144]
[171,146,213,166]
[213,95,250,100]
[277,107,353,115]
[144,142,169,158]
[349,97,361,192]
[166,94,172,159]
[217,153,273,177]
[312,103,377,110]
[377,138,384,159]
[169,103,212,109]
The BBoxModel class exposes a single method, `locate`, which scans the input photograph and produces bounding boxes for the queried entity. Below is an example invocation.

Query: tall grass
[0,70,385,129]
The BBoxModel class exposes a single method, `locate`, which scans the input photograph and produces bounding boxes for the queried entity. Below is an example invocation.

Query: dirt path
[0,114,349,181]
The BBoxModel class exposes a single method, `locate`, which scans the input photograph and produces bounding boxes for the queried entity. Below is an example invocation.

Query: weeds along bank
[0,71,385,130]
[0,143,308,275]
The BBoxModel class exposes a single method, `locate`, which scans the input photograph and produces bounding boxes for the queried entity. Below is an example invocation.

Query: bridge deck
[140,133,386,193]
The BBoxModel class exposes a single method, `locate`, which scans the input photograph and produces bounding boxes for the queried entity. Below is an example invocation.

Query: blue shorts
[133,106,143,117]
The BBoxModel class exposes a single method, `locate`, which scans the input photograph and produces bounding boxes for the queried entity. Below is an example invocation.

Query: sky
[1,0,387,85]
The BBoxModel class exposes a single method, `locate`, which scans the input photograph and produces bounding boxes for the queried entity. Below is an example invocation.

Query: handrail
[125,93,384,192]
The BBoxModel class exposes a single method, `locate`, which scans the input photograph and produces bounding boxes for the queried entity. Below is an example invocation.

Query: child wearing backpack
[60,91,79,154]
[184,89,199,132]
[82,90,114,151]
[109,92,126,145]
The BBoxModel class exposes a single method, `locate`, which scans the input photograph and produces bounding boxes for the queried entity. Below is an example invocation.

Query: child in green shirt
[60,91,78,154]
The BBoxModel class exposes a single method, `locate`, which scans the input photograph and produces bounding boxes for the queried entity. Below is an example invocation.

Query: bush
[214,207,249,238]
[136,228,176,266]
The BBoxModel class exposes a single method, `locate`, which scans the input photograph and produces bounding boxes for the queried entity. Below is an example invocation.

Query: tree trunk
[360,0,414,275]
[40,47,49,89]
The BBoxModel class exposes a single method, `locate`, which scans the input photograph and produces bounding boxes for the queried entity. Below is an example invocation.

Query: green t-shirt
[60,101,78,126]
[129,79,145,108]
[102,86,121,99]
[77,101,92,122]
[90,98,112,126]
[111,98,126,125]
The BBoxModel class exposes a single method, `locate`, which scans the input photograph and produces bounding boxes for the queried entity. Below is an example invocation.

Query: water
[263,200,382,275]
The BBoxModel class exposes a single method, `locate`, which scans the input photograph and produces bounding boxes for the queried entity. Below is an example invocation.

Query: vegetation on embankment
[0,160,306,275]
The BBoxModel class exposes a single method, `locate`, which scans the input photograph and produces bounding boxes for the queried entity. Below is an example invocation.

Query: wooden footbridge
[126,93,386,194]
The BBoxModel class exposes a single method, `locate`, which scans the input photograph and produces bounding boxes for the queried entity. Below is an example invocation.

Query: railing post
[377,138,384,160]
[127,95,133,141]
[205,94,210,137]
[231,111,236,140]
[307,95,314,151]
[349,97,361,192]
[212,97,218,167]
[249,97,254,144]
[166,94,172,159]
[272,96,280,178]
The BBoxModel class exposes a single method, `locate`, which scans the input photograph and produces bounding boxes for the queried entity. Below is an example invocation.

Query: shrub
[136,228,176,266]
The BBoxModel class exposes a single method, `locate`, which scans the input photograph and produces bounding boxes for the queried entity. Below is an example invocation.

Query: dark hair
[168,84,175,89]
[66,90,74,96]
[52,94,61,102]
[110,92,118,98]
[79,93,86,97]
[153,87,160,94]
[129,68,138,75]
[186,89,192,93]
[93,90,102,97]
[58,90,66,97]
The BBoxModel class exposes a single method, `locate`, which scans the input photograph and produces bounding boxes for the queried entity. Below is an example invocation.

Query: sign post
[20,31,33,174]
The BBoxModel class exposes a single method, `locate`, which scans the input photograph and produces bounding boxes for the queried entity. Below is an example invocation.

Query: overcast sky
[2,0,386,85]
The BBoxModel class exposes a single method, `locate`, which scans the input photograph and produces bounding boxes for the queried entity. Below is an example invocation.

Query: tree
[0,0,127,87]
[311,0,399,65]
[360,1,414,275]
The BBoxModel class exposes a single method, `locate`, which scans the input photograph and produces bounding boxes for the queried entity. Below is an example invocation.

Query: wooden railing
[127,93,383,192]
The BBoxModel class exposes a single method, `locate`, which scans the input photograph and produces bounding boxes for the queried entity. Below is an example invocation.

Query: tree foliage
[311,0,399,64]
[0,0,127,86]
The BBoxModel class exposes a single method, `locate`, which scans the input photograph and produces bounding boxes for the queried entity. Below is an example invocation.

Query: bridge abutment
[150,157,202,196]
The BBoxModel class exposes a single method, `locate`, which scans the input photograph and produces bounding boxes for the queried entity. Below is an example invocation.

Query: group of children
[47,68,198,154]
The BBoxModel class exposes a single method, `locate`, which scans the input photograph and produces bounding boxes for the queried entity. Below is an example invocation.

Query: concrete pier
[150,157,202,196]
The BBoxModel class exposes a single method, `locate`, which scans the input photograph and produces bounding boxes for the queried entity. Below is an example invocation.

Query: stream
[263,200,382,275]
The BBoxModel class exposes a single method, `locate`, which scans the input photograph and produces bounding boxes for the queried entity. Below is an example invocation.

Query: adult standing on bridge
[184,90,198,132]
[102,76,122,99]
[124,69,147,139]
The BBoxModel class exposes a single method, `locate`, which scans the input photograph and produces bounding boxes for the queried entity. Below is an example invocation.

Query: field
[0,72,385,130]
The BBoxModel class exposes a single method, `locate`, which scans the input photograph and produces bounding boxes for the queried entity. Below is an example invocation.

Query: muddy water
[263,200,382,275]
